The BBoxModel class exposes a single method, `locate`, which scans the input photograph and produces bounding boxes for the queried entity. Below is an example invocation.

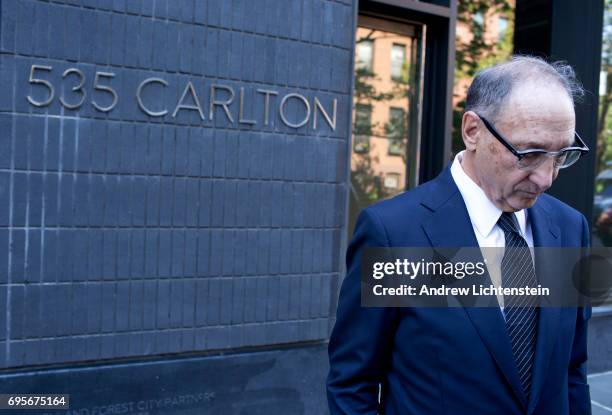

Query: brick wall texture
[0,0,356,368]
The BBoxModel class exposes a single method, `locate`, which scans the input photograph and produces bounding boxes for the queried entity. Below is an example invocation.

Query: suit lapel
[421,168,565,412]
[526,201,561,414]
[421,168,528,409]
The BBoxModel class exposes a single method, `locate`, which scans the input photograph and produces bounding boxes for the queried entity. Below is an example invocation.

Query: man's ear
[462,111,481,151]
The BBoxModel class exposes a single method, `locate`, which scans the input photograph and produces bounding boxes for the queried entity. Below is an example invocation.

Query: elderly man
[327,56,592,415]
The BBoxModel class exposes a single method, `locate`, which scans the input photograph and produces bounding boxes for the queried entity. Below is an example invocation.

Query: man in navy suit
[327,56,592,414]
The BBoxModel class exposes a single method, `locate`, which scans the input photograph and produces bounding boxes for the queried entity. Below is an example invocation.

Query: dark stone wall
[0,0,356,376]
[3,343,331,414]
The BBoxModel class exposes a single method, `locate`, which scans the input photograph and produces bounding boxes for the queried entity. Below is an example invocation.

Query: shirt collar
[450,151,529,239]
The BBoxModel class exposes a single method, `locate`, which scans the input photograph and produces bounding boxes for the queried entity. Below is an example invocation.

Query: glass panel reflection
[593,2,612,249]
[592,1,612,310]
[349,16,424,235]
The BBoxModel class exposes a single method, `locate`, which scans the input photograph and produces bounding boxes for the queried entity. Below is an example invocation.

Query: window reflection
[387,107,406,156]
[354,104,372,153]
[356,39,374,72]
[349,16,423,235]
[384,172,401,189]
[498,17,509,42]
[391,44,406,81]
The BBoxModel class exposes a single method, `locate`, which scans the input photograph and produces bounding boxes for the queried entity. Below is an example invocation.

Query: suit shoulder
[537,193,586,224]
[362,179,438,225]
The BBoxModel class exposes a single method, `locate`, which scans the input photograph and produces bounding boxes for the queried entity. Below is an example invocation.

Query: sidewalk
[590,370,612,414]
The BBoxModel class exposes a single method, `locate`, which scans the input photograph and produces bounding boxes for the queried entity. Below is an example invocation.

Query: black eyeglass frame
[475,113,589,169]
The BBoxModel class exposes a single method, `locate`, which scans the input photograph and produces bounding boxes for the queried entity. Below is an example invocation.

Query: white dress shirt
[450,151,534,311]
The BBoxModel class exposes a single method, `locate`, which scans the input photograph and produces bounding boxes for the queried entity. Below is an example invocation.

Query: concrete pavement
[590,370,612,414]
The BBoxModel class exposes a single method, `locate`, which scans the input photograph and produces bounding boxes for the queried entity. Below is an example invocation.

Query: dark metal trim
[367,0,451,18]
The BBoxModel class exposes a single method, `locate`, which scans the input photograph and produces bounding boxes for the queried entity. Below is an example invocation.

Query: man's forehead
[499,113,575,132]
[502,82,575,120]
[495,86,576,150]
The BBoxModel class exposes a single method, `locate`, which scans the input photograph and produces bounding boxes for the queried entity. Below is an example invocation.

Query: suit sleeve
[568,214,592,415]
[327,208,399,415]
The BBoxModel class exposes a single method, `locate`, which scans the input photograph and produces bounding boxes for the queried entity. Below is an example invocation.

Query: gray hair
[464,55,585,122]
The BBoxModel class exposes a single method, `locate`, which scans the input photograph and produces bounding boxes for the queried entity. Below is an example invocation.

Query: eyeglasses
[475,113,589,171]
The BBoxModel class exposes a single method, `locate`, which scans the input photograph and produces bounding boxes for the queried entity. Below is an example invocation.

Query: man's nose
[529,158,556,191]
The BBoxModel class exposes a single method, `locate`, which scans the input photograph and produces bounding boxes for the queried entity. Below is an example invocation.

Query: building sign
[25,65,338,131]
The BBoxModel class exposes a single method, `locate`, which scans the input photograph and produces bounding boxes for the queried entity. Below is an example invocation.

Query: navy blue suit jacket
[327,167,592,415]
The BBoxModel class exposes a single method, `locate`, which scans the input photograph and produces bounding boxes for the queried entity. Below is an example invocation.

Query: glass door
[349,14,425,235]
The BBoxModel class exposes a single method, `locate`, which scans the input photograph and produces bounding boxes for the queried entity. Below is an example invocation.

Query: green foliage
[354,68,396,103]
[350,149,393,205]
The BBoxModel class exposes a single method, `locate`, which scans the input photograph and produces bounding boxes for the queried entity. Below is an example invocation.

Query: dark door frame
[332,0,457,331]
[355,0,457,183]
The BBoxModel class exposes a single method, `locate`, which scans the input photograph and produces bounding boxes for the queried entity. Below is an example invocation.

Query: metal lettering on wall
[25,64,337,131]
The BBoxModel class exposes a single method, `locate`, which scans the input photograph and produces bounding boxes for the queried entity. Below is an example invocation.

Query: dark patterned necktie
[497,212,539,401]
